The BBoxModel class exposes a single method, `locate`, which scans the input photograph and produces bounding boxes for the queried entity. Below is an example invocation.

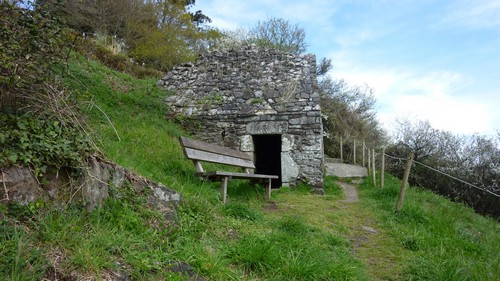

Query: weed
[324,175,344,199]
[0,113,94,177]
[227,235,278,273]
[276,215,310,236]
[0,224,47,280]
[222,202,262,221]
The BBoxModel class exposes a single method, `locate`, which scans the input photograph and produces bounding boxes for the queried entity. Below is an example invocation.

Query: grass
[357,174,500,280]
[1,55,499,280]
[2,54,366,280]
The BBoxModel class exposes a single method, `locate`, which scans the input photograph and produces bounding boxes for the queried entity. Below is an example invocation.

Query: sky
[193,0,500,137]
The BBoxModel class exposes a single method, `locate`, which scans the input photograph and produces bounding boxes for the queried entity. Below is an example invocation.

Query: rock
[0,167,41,205]
[325,163,368,178]
[362,225,378,234]
[168,261,205,281]
[0,157,180,223]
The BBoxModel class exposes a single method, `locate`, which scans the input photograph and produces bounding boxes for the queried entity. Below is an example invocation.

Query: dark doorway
[253,135,282,188]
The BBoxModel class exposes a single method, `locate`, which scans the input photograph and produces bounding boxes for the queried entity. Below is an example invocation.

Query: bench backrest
[179,137,255,173]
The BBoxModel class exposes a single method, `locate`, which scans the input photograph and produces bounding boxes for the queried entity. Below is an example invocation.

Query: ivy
[0,114,94,177]
[0,1,69,111]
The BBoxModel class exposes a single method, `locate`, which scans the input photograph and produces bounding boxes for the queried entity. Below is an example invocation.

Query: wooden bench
[179,136,279,204]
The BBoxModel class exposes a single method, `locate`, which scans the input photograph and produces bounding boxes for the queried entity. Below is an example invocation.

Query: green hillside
[1,56,499,280]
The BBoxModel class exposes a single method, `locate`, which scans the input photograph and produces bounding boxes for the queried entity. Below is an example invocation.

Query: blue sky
[193,0,500,136]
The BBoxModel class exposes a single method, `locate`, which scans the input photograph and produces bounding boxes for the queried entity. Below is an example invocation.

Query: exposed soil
[335,180,403,281]
[337,181,359,203]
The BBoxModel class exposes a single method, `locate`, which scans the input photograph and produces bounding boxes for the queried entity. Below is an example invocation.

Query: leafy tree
[129,0,219,71]
[36,0,218,71]
[319,78,386,158]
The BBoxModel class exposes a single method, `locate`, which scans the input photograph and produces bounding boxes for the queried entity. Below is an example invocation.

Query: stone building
[157,45,324,192]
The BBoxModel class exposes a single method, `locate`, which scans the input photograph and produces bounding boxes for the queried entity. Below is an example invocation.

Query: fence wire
[382,153,500,198]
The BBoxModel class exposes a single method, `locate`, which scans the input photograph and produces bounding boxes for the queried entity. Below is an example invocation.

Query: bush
[0,1,68,111]
[0,113,94,177]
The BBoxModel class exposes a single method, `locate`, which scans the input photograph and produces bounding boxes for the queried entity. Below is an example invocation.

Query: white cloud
[390,91,493,135]
[334,29,380,48]
[329,59,497,135]
[443,0,500,29]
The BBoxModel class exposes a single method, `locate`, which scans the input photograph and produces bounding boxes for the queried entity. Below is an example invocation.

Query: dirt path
[335,180,404,280]
[337,181,359,203]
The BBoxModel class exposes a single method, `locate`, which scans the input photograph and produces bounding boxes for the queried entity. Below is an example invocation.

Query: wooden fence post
[367,148,371,175]
[340,136,343,163]
[372,148,376,187]
[396,153,414,213]
[353,139,357,165]
[380,147,385,189]
[362,140,365,167]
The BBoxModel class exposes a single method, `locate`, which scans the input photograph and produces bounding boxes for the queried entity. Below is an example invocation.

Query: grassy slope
[1,56,499,280]
[357,174,500,280]
[70,55,499,280]
[65,55,370,280]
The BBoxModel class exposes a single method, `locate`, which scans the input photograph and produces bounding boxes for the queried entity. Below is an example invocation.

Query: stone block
[281,152,299,183]
[240,135,254,152]
[0,167,41,205]
[246,121,288,135]
[281,134,294,152]
[159,45,324,191]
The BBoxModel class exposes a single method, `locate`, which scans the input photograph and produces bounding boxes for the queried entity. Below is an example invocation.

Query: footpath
[325,160,403,280]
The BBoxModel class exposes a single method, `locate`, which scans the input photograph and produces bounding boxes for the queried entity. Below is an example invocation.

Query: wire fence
[382,153,500,198]
[333,138,500,217]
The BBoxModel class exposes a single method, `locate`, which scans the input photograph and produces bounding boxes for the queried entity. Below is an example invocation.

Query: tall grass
[358,174,500,280]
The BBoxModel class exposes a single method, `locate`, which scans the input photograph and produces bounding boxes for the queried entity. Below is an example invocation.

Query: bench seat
[180,136,278,203]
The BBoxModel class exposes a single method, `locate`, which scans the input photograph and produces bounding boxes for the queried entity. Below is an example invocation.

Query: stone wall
[0,157,180,222]
[158,45,324,191]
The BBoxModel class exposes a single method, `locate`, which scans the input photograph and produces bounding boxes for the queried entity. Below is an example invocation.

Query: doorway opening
[253,134,282,188]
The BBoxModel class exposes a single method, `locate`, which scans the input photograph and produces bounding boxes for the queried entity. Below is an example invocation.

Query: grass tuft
[222,202,262,221]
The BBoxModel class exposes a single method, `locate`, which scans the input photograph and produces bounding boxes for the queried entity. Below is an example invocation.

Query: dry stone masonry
[158,45,324,192]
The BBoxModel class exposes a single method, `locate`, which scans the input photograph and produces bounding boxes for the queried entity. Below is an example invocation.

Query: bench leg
[220,176,229,204]
[266,179,272,200]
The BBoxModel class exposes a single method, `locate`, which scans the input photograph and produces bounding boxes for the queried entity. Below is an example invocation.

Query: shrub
[0,113,94,177]
[0,1,68,112]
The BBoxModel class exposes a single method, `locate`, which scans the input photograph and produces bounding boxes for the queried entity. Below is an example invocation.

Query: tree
[128,0,219,71]
[316,57,332,77]
[36,0,219,71]
[216,17,308,54]
[319,78,386,158]
[385,119,500,217]
[248,17,307,54]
